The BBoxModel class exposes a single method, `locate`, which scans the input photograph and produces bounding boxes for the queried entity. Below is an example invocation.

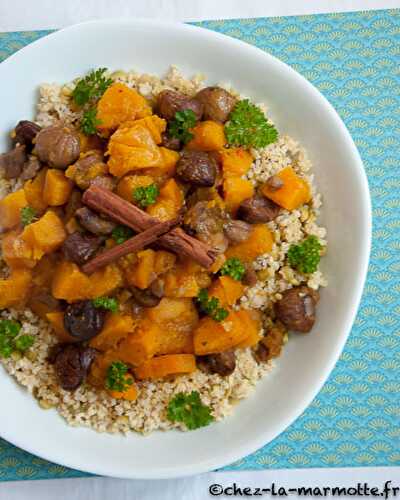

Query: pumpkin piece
[146,178,183,221]
[90,313,136,351]
[32,254,58,289]
[1,230,35,269]
[225,224,273,262]
[42,169,74,206]
[186,121,226,151]
[261,166,311,211]
[22,210,66,260]
[208,276,245,306]
[223,176,254,215]
[134,116,166,145]
[193,310,249,355]
[143,148,180,180]
[154,250,176,275]
[46,311,77,343]
[134,354,196,380]
[144,297,198,355]
[109,375,139,401]
[116,174,154,202]
[0,269,32,308]
[163,259,210,298]
[107,117,166,176]
[65,217,80,234]
[128,249,156,289]
[96,83,152,133]
[52,260,92,302]
[87,264,123,298]
[23,169,48,213]
[235,309,262,348]
[219,148,253,177]
[0,189,28,231]
[114,318,159,366]
[79,132,104,153]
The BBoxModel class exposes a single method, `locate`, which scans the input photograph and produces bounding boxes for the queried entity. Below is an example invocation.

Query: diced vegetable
[134,354,196,380]
[223,176,254,215]
[88,264,123,298]
[22,210,66,260]
[146,178,183,221]
[46,311,77,343]
[109,374,138,401]
[23,168,48,213]
[186,121,226,151]
[90,313,136,351]
[128,249,156,289]
[1,230,36,269]
[235,310,262,348]
[219,148,253,177]
[114,318,159,366]
[43,169,74,206]
[261,166,311,210]
[208,276,245,307]
[0,189,28,231]
[225,224,273,262]
[116,175,154,202]
[0,269,32,308]
[52,261,92,302]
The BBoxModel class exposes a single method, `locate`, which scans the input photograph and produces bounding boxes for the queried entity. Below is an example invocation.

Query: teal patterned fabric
[0,9,399,481]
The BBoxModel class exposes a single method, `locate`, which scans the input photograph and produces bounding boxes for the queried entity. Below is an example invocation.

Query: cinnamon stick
[81,218,178,274]
[82,185,216,268]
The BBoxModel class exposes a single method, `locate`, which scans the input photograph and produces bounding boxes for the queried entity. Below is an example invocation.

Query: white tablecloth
[1,1,399,498]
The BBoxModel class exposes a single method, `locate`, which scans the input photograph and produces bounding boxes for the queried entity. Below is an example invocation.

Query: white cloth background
[0,0,399,498]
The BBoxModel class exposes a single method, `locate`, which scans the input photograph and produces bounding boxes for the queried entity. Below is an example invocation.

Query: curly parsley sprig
[105,361,133,392]
[92,297,119,313]
[220,258,246,281]
[20,206,37,227]
[112,225,134,245]
[197,289,229,322]
[133,184,159,208]
[225,99,278,148]
[0,320,34,358]
[72,68,113,106]
[168,109,197,144]
[80,107,102,135]
[167,391,214,430]
[287,235,322,274]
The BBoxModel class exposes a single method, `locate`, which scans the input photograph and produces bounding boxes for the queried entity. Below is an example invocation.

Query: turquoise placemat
[0,8,399,481]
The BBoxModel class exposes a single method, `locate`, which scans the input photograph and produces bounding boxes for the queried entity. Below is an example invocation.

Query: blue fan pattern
[0,8,399,481]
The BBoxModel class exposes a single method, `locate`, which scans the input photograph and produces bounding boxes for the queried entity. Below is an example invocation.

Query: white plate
[0,19,371,479]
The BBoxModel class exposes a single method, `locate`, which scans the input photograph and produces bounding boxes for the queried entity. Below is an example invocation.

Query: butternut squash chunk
[128,249,156,289]
[116,174,154,202]
[208,276,245,306]
[146,178,183,221]
[46,311,78,343]
[114,318,159,366]
[223,176,254,215]
[0,269,32,308]
[219,148,253,177]
[43,169,73,206]
[187,121,226,151]
[88,264,123,298]
[22,211,66,260]
[96,83,152,133]
[225,224,273,262]
[0,189,28,231]
[193,310,249,355]
[261,166,311,210]
[134,354,196,380]
[1,230,36,269]
[90,313,136,351]
[163,259,210,298]
[52,261,92,302]
[235,310,262,348]
[154,250,176,275]
[24,168,48,213]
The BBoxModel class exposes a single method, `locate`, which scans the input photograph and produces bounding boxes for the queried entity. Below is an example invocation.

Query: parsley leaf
[92,296,119,313]
[288,235,322,274]
[20,206,37,227]
[225,99,278,148]
[133,183,159,208]
[105,361,133,392]
[220,257,246,281]
[72,68,113,106]
[168,109,197,144]
[112,225,134,245]
[197,289,229,322]
[0,319,34,358]
[167,391,214,430]
[81,107,102,135]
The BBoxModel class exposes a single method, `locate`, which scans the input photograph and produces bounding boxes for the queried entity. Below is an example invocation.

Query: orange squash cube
[154,250,176,275]
[52,261,92,302]
[1,230,36,269]
[90,313,136,351]
[208,276,245,307]
[223,176,254,215]
[0,269,32,308]
[24,168,48,213]
[96,83,152,133]
[187,121,226,151]
[116,174,154,202]
[115,318,159,366]
[146,178,183,221]
[22,211,66,260]
[0,189,28,231]
[219,148,253,177]
[43,169,73,206]
[225,224,273,262]
[88,264,123,298]
[128,249,156,289]
[134,354,196,380]
[46,311,78,343]
[262,166,311,210]
[235,310,262,348]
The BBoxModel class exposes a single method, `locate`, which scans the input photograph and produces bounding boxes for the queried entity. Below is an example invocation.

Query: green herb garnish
[105,361,133,392]
[93,297,119,313]
[167,391,214,430]
[133,183,159,208]
[72,68,113,106]
[168,109,197,144]
[197,289,229,322]
[225,99,278,148]
[112,225,134,245]
[81,107,102,135]
[220,257,246,281]
[0,319,34,358]
[287,235,322,274]
[20,206,37,227]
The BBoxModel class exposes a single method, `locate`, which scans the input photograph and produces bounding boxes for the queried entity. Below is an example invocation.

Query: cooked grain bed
[0,67,327,434]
